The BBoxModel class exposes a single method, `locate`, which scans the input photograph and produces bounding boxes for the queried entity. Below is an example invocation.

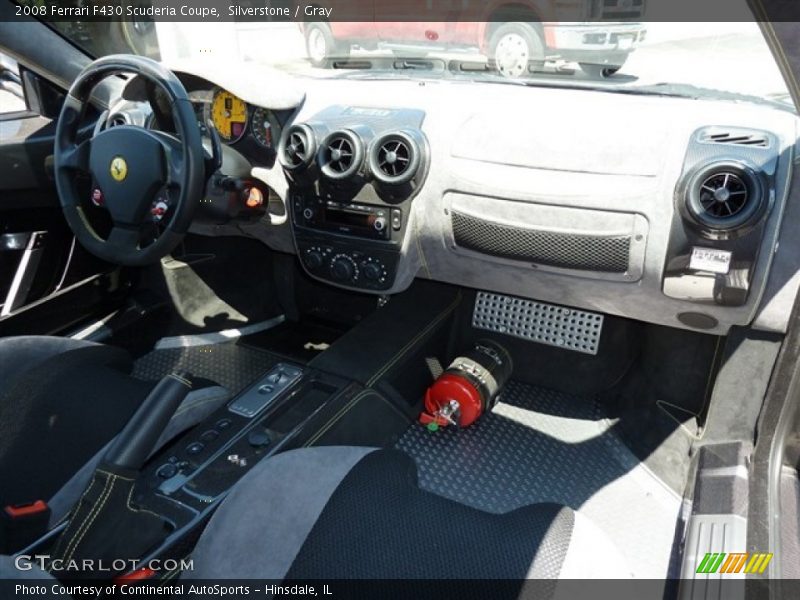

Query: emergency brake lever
[103,372,193,470]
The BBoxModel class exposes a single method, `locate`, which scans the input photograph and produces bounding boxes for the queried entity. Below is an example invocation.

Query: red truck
[300,1,647,78]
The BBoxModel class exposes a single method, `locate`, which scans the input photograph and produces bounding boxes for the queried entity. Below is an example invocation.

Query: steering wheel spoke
[149,130,185,189]
[107,225,142,252]
[61,138,92,172]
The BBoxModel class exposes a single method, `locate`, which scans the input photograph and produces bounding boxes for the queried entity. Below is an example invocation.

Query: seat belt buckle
[1,500,51,553]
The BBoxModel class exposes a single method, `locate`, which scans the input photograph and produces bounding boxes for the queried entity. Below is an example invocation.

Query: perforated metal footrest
[472,291,603,355]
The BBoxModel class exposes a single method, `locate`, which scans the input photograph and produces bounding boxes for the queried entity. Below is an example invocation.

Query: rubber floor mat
[132,341,280,394]
[396,380,682,579]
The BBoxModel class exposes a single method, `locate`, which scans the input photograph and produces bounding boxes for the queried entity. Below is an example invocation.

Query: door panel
[0,57,121,333]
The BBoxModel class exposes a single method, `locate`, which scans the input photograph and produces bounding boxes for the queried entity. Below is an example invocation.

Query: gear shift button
[266,369,283,384]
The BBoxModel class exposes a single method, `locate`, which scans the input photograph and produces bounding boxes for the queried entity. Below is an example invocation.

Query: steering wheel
[54,55,206,266]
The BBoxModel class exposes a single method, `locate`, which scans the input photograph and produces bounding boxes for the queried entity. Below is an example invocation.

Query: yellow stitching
[366,292,461,386]
[62,474,115,561]
[66,475,117,561]
[96,469,134,481]
[62,473,116,562]
[304,390,371,446]
[59,474,109,562]
[51,475,99,561]
[303,390,374,447]
[126,482,163,520]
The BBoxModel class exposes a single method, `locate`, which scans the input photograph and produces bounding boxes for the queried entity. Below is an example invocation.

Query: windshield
[48,15,793,111]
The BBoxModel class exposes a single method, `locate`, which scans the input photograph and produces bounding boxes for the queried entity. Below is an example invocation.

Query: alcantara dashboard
[118,70,800,336]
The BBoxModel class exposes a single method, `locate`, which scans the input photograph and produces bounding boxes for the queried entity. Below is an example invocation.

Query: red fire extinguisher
[420,339,512,430]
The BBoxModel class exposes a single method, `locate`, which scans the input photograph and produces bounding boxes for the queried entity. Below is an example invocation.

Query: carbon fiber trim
[451,210,631,273]
[473,291,604,355]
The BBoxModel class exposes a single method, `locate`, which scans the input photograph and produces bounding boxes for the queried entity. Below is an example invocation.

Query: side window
[0,52,26,114]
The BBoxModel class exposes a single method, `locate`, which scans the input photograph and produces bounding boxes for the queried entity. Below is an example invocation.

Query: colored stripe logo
[696,552,773,574]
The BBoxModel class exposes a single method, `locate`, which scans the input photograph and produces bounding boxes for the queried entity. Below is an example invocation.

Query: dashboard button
[186,442,205,456]
[157,463,178,479]
[247,429,271,448]
[200,430,219,443]
[391,209,402,231]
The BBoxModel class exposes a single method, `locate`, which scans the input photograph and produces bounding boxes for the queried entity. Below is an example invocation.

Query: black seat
[0,336,154,509]
[185,447,632,583]
[1,447,631,591]
[0,336,230,549]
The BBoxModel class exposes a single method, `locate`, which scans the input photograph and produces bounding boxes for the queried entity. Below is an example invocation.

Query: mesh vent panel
[451,211,631,273]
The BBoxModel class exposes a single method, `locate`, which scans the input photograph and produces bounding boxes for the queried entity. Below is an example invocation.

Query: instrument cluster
[194,87,282,160]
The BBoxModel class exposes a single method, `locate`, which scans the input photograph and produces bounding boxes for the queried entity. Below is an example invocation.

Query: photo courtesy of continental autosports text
[1,0,800,599]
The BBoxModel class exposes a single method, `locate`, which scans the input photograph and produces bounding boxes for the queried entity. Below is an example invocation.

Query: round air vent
[107,114,128,128]
[683,161,766,233]
[368,131,421,186]
[319,130,363,180]
[279,124,317,171]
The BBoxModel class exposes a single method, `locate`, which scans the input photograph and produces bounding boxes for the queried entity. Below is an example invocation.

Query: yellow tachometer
[209,89,248,143]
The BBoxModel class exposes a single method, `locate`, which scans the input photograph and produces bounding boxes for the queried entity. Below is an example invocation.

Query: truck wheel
[580,62,625,79]
[305,23,349,68]
[488,22,544,78]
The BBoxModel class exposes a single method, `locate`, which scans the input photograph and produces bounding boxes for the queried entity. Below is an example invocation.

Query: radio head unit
[293,196,402,241]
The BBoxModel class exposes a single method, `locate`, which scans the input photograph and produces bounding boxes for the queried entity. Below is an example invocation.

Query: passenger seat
[186,447,633,581]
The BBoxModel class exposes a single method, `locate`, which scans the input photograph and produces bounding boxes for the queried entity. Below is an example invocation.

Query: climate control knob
[305,249,324,270]
[330,255,357,281]
[373,217,387,232]
[362,262,382,281]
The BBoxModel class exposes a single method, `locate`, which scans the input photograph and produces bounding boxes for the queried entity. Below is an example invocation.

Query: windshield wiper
[334,56,448,76]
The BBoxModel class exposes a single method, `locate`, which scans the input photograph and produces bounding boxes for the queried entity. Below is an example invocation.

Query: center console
[22,359,365,572]
[279,106,429,292]
[128,363,356,536]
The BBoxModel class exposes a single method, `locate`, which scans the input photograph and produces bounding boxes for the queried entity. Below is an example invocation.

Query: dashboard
[114,70,800,336]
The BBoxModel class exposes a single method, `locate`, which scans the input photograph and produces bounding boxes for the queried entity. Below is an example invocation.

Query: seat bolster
[186,446,377,580]
[0,336,130,386]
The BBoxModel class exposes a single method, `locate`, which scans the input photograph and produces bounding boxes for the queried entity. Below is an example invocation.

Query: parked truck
[301,1,647,78]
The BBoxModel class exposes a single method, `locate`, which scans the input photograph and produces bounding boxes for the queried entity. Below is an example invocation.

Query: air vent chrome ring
[368,131,421,186]
[319,129,364,180]
[684,160,767,233]
[107,113,129,128]
[279,124,317,171]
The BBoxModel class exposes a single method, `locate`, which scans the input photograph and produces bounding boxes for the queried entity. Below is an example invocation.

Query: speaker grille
[451,211,631,273]
[473,292,603,355]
